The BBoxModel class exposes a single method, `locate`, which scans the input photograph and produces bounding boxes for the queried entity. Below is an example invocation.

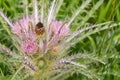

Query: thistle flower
[21,39,37,54]
[48,20,70,47]
[50,20,70,38]
[12,16,34,36]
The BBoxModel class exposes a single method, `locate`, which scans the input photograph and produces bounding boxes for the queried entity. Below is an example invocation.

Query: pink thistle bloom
[58,24,70,37]
[12,16,34,35]
[21,39,38,55]
[50,20,70,38]
[48,20,70,47]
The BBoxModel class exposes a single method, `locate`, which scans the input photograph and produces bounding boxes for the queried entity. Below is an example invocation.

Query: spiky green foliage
[0,0,120,80]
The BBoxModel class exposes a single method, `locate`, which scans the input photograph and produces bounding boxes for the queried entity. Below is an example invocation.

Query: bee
[35,22,45,35]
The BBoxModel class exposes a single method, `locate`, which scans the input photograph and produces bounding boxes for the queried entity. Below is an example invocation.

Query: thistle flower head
[12,16,34,35]
[50,20,70,38]
[21,39,37,54]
